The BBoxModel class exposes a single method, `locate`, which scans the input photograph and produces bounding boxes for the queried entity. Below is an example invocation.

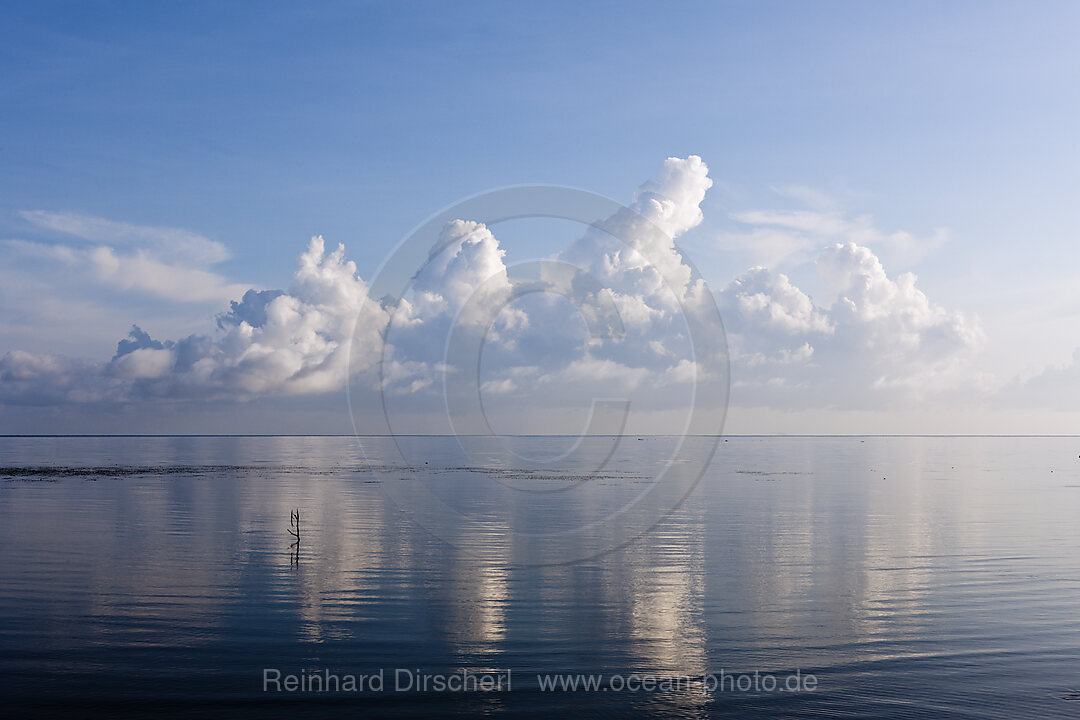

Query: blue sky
[2,1,1079,433]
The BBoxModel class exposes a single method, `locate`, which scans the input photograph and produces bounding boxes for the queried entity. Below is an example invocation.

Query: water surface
[2,436,1080,717]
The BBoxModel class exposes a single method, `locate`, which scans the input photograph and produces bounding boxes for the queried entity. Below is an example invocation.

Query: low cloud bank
[2,156,1010,415]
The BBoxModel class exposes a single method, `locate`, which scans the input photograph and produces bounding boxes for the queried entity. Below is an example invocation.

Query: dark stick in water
[288,508,300,567]
[287,508,300,541]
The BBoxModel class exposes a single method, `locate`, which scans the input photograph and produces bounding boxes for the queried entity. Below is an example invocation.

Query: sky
[1,0,1078,435]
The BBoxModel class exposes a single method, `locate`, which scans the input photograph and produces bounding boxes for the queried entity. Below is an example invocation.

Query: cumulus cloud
[454,156,718,411]
[397,219,515,331]
[718,267,832,336]
[0,156,986,420]
[1,237,388,403]
[718,241,984,408]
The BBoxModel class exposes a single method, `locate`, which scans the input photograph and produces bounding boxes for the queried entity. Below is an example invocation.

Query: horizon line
[3,434,1080,439]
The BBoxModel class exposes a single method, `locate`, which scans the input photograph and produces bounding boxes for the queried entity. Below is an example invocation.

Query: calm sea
[2,436,1079,718]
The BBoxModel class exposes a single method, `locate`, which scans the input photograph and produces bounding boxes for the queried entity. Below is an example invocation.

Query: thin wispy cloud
[6,212,250,303]
[716,199,950,270]
[19,211,231,265]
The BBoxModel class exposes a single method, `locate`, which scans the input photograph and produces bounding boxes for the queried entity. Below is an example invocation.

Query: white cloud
[718,267,832,336]
[19,211,231,265]
[378,156,719,417]
[718,241,984,408]
[0,157,988,421]
[8,212,248,303]
[717,200,949,270]
[402,219,513,326]
[563,155,711,302]
[1,237,389,403]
